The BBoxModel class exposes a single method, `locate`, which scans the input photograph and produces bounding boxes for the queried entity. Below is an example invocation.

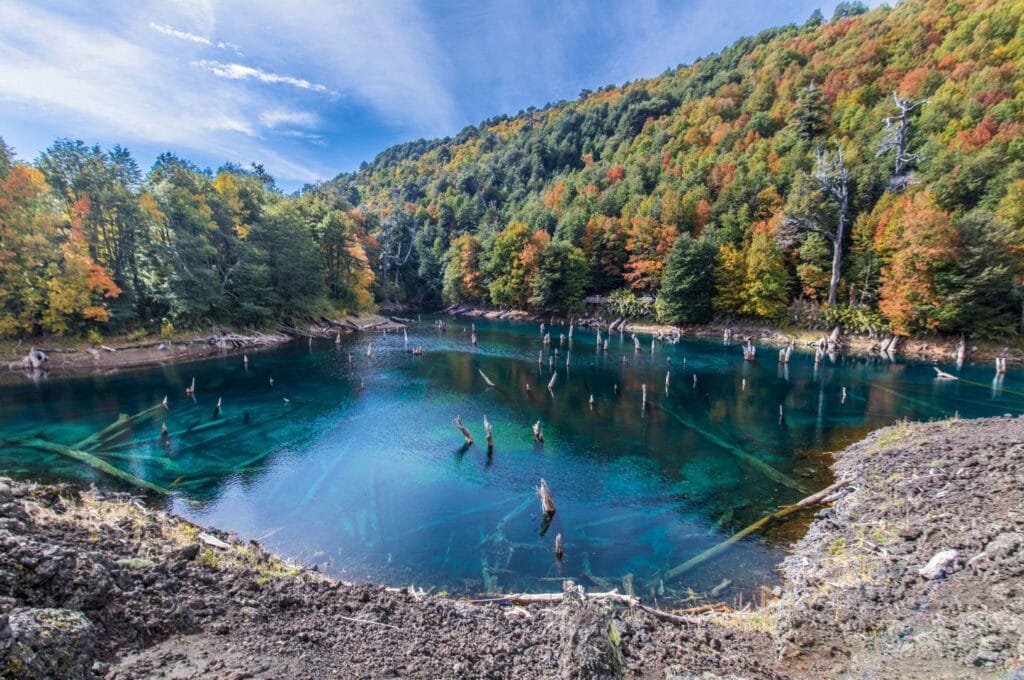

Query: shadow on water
[1,315,1022,604]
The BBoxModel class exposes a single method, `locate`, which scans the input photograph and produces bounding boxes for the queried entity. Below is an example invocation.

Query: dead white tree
[878,91,926,190]
[781,141,851,306]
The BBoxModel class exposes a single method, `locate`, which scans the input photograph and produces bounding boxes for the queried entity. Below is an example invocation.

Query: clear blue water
[1,317,1021,603]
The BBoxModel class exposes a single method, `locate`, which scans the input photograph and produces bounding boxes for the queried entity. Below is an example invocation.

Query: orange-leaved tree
[877,191,959,335]
[42,196,122,334]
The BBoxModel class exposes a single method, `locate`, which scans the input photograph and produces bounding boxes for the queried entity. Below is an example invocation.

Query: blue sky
[0,0,878,191]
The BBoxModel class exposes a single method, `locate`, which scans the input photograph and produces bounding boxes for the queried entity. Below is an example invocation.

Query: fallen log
[661,478,850,583]
[17,438,168,495]
[73,402,166,451]
[470,586,638,607]
[478,369,496,387]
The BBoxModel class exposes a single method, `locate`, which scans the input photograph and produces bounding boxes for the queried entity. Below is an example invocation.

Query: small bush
[602,288,655,319]
[160,320,175,338]
[824,304,888,334]
[86,328,102,345]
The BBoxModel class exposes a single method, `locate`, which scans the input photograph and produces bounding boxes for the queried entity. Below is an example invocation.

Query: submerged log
[934,366,959,380]
[547,372,557,391]
[662,479,850,583]
[73,402,166,451]
[532,421,544,443]
[478,369,497,388]
[453,416,473,445]
[555,533,564,560]
[18,438,168,495]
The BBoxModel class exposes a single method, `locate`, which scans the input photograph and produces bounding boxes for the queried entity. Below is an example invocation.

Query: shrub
[602,288,654,319]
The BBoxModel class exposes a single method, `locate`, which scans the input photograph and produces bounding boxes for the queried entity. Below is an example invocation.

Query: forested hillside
[332,0,1024,338]
[1,0,1022,339]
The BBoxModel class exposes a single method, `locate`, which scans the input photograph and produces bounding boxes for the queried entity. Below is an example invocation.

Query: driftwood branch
[661,479,850,583]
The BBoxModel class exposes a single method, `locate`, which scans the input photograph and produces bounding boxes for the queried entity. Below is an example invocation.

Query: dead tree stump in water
[555,533,564,560]
[453,416,473,445]
[537,478,556,514]
[483,415,493,450]
[533,421,544,443]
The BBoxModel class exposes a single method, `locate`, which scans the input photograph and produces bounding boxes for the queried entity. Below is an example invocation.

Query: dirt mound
[775,415,1024,677]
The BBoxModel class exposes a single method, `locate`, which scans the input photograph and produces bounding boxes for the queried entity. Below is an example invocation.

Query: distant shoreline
[443,304,1021,368]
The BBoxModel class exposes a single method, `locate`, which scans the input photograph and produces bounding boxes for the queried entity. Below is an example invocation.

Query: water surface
[1,317,1021,603]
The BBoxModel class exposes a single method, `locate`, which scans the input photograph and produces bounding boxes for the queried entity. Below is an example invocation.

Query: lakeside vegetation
[1,0,1022,341]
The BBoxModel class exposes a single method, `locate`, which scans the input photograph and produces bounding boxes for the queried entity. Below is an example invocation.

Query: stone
[919,549,959,580]
[1,607,95,679]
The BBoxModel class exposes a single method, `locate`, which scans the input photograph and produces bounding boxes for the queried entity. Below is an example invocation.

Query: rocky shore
[2,416,1023,678]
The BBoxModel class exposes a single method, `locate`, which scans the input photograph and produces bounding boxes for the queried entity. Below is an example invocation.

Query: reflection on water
[0,317,1021,603]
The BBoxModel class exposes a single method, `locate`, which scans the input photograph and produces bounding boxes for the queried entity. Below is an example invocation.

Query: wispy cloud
[149,22,241,54]
[259,110,318,129]
[193,60,337,96]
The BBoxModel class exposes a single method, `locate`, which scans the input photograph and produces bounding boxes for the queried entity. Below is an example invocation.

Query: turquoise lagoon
[1,317,1021,602]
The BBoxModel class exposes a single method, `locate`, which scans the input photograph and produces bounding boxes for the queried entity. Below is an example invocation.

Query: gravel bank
[2,415,1022,678]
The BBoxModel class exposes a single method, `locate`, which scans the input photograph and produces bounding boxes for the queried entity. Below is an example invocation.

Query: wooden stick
[453,416,473,445]
[662,479,850,582]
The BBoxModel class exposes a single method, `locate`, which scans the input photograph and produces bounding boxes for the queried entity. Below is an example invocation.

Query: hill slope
[331,0,1023,337]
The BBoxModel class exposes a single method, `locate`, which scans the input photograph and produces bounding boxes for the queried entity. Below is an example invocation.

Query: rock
[1,607,95,679]
[919,549,960,580]
[0,483,11,500]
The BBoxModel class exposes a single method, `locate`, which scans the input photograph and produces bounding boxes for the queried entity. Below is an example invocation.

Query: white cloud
[214,0,459,135]
[150,22,243,53]
[149,21,212,46]
[259,110,318,129]
[0,0,324,183]
[193,60,337,96]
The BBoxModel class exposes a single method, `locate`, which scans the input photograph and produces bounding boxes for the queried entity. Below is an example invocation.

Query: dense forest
[1,0,1022,340]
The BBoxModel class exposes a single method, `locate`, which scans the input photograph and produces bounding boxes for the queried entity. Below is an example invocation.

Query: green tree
[655,234,717,324]
[528,241,587,313]
[742,230,790,320]
[789,83,830,140]
[486,221,532,308]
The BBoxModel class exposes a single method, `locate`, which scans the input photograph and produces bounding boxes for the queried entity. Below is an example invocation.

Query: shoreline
[0,312,401,380]
[444,304,1023,367]
[2,415,1021,677]
[3,306,1019,380]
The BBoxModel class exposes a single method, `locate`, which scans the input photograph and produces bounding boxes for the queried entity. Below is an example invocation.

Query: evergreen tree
[655,234,717,324]
[528,241,587,313]
[790,83,830,140]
